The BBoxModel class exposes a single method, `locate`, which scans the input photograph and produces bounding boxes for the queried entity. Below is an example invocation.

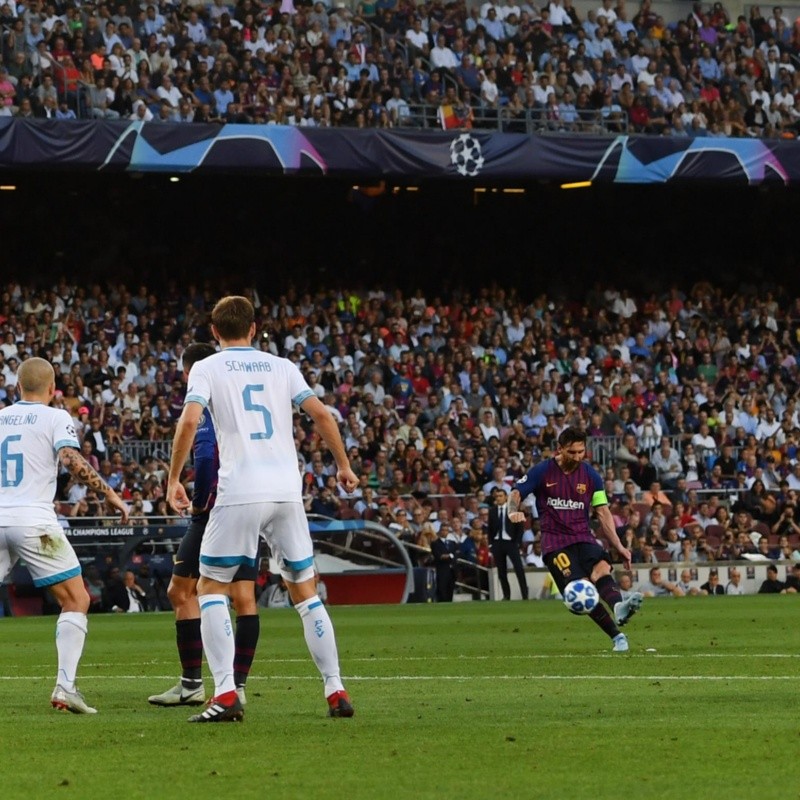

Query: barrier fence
[114,433,718,479]
[2,508,795,614]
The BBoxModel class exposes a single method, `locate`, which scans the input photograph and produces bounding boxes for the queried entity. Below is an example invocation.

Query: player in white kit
[167,296,359,722]
[0,358,129,713]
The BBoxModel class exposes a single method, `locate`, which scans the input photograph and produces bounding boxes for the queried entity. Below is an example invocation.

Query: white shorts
[199,502,314,584]
[0,524,81,588]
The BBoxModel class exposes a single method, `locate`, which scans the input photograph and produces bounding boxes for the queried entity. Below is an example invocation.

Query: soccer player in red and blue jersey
[509,427,643,652]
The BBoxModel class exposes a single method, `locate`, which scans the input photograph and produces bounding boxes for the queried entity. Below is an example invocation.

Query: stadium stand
[4,272,800,607]
[3,0,800,136]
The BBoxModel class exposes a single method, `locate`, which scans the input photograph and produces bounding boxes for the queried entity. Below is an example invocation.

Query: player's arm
[167,401,203,514]
[507,490,525,523]
[508,467,539,523]
[58,447,129,523]
[300,395,358,493]
[594,501,631,570]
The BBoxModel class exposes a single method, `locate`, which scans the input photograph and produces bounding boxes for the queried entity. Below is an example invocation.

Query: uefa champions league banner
[1,118,799,183]
[64,523,188,541]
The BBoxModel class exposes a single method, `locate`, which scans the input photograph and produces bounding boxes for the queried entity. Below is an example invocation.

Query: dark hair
[557,427,587,448]
[183,342,216,371]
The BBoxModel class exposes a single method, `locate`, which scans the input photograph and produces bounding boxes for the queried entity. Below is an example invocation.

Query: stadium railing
[107,431,694,474]
[80,432,750,511]
[400,104,629,133]
[116,440,174,463]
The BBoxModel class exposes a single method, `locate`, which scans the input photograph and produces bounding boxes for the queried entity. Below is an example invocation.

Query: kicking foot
[614,592,643,627]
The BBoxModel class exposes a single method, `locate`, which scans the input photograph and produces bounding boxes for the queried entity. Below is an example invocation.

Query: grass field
[0,596,797,800]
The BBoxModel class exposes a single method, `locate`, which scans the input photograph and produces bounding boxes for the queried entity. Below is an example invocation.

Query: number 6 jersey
[185,347,314,506]
[0,401,80,525]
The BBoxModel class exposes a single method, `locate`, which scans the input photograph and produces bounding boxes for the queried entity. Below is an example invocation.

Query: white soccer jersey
[0,401,79,525]
[185,347,314,505]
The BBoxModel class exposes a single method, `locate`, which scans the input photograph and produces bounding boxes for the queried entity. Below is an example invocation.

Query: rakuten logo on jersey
[546,497,585,510]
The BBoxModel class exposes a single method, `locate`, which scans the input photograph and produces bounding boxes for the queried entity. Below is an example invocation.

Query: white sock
[56,611,87,692]
[198,595,236,697]
[295,596,344,697]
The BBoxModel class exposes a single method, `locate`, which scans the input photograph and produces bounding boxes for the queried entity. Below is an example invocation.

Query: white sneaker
[148,681,205,706]
[51,685,98,714]
[236,686,247,706]
[614,592,643,627]
[612,633,629,653]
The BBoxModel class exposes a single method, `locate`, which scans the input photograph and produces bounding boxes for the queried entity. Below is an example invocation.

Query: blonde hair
[17,357,54,394]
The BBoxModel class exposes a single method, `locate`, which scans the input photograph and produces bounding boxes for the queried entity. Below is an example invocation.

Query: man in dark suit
[107,569,148,613]
[699,569,725,596]
[488,488,529,600]
[430,523,458,602]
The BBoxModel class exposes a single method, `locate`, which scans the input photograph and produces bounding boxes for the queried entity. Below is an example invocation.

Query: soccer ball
[563,579,599,615]
[450,133,485,177]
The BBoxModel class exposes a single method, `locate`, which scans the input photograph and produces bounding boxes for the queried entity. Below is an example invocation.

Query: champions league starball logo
[450,133,485,177]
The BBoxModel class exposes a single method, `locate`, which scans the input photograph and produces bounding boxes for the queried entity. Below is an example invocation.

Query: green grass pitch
[0,596,797,800]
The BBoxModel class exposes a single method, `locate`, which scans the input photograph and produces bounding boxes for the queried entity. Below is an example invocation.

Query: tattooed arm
[58,447,130,523]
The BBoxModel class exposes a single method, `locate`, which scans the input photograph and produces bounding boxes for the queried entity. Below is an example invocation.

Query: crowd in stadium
[1,0,800,134]
[3,275,800,591]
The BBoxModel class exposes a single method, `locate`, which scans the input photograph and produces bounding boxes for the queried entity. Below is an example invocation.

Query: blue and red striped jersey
[191,409,218,519]
[514,458,607,555]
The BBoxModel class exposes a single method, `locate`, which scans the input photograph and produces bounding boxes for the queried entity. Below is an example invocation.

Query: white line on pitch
[0,674,796,682]
[19,652,800,669]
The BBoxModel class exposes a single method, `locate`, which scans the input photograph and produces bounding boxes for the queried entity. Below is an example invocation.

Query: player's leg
[189,505,258,722]
[189,572,242,722]
[0,529,13,607]
[16,525,96,713]
[590,559,623,610]
[586,550,641,651]
[148,576,205,706]
[545,546,621,645]
[49,574,90,686]
[149,520,205,706]
[285,574,353,717]
[230,574,259,703]
[591,559,643,628]
[48,574,97,713]
[583,558,625,648]
[273,503,353,718]
[543,554,571,605]
[492,542,512,600]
